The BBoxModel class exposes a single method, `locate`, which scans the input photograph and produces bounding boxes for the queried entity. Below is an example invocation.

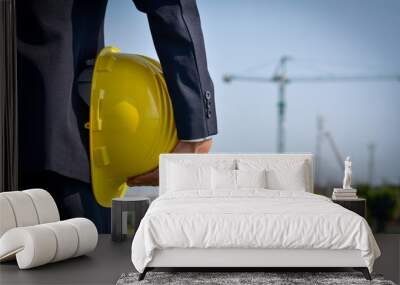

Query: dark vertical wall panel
[0,0,18,192]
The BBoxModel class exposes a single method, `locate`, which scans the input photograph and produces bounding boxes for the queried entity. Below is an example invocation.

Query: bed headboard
[159,153,314,195]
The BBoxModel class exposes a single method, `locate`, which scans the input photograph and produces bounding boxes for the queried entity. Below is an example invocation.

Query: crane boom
[324,131,344,171]
[223,74,400,84]
[223,56,400,153]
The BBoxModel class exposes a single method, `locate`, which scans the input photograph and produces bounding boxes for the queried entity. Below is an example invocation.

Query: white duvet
[131,190,380,273]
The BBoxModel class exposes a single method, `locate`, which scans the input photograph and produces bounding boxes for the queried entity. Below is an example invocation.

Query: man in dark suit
[17,0,217,233]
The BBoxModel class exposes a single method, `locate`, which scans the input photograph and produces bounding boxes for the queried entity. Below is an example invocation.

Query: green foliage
[357,184,399,233]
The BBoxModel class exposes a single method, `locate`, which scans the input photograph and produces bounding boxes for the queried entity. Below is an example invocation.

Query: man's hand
[126,139,213,187]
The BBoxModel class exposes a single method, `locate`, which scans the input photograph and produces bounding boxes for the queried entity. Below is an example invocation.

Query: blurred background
[105,0,400,233]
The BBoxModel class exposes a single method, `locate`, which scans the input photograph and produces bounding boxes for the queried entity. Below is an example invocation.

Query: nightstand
[332,198,366,218]
[111,197,150,242]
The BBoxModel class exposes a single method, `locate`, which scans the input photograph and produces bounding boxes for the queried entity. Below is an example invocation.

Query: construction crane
[367,143,376,186]
[315,115,345,186]
[223,56,400,153]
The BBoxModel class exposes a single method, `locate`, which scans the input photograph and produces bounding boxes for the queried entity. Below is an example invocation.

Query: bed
[131,154,380,280]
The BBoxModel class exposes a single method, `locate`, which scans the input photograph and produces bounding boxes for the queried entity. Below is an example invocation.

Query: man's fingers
[127,168,159,187]
[126,139,213,186]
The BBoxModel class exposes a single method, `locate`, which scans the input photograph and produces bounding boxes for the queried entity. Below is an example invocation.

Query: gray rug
[116,272,396,285]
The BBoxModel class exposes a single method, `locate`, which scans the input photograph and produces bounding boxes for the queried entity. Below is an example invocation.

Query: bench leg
[354,267,371,280]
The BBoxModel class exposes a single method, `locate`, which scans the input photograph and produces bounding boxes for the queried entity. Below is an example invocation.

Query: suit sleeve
[133,0,217,140]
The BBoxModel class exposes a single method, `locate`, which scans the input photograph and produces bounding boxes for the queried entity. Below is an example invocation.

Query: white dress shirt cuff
[179,136,213,143]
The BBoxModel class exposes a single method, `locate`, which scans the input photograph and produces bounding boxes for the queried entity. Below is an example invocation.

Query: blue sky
[105,0,400,186]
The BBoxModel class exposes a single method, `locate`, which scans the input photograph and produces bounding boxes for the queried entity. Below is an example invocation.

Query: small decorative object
[111,197,150,242]
[332,156,358,200]
[343,156,352,189]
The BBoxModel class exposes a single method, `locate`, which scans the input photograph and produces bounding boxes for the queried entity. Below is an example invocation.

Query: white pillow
[211,168,236,190]
[211,169,268,190]
[238,159,308,191]
[267,165,306,191]
[167,162,211,191]
[236,169,267,189]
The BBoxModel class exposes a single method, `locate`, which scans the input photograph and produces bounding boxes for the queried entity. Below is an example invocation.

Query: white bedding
[131,190,380,273]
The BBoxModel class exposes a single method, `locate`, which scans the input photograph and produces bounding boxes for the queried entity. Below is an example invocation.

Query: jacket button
[207,110,212,118]
[205,91,211,99]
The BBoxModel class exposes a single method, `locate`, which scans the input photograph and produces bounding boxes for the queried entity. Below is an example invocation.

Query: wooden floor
[0,234,398,285]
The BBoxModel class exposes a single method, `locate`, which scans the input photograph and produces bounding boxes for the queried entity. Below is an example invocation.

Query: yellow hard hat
[88,47,178,207]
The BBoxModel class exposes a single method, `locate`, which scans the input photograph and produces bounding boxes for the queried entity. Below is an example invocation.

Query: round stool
[111,197,150,242]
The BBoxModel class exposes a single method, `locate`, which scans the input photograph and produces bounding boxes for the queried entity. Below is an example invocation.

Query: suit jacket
[17,0,217,184]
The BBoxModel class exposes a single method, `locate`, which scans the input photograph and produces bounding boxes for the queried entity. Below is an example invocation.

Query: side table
[111,197,150,242]
[332,198,366,218]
